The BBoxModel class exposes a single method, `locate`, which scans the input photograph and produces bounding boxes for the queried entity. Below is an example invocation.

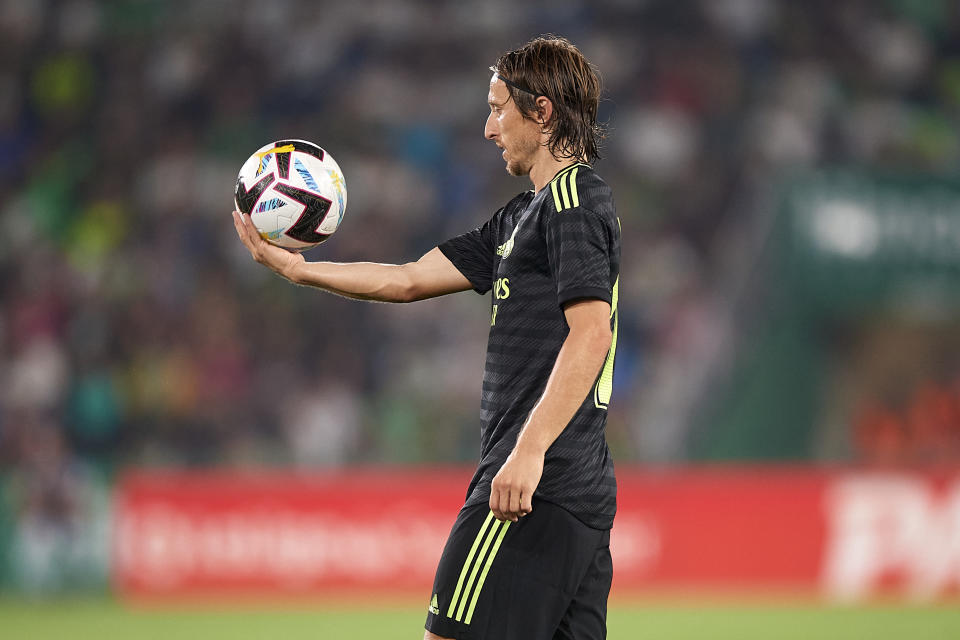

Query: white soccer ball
[234,139,347,251]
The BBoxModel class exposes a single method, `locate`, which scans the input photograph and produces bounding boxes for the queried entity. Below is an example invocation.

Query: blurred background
[2,0,960,637]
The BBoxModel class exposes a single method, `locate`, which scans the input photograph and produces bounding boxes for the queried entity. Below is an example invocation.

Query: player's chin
[505,160,527,177]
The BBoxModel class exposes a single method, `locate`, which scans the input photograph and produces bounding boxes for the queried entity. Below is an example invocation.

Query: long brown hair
[492,35,605,163]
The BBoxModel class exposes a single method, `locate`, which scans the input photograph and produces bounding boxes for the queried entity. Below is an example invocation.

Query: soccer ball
[234,139,347,251]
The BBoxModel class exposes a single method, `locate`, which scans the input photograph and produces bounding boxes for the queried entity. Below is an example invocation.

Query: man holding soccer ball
[234,36,620,640]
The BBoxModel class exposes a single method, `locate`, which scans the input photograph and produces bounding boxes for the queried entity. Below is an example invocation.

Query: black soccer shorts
[425,499,612,640]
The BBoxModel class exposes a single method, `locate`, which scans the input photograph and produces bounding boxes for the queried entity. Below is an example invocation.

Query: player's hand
[232,210,304,281]
[489,446,543,522]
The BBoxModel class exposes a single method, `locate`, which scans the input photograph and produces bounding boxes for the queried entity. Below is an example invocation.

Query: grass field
[3,598,960,640]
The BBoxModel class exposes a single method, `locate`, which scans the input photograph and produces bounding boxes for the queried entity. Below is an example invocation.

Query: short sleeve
[544,206,613,307]
[438,209,503,295]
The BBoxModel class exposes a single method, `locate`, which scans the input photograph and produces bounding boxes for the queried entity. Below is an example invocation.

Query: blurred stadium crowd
[3,0,960,589]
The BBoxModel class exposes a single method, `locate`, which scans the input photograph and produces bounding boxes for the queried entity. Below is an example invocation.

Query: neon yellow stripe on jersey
[595,276,619,409]
[464,519,511,625]
[570,167,579,207]
[447,511,494,618]
[550,163,587,212]
[455,517,504,622]
[551,179,563,212]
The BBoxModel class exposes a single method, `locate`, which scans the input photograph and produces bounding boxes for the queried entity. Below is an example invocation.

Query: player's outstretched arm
[232,210,472,302]
[489,298,613,522]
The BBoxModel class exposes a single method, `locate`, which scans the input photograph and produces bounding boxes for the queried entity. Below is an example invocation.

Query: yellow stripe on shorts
[446,512,511,624]
[465,519,511,624]
[447,511,494,618]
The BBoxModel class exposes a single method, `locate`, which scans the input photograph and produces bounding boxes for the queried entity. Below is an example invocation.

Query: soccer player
[233,36,620,640]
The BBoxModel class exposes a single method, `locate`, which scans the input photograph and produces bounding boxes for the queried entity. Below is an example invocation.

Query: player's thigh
[425,504,502,639]
[553,530,612,640]
[496,505,607,639]
[426,500,606,640]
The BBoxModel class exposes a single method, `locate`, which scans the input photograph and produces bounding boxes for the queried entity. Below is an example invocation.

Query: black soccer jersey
[439,163,620,530]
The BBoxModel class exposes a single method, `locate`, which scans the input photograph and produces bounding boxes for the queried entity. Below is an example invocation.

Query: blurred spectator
[854,376,960,466]
[2,3,960,559]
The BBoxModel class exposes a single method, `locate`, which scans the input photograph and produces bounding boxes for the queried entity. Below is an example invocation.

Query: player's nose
[484,112,498,141]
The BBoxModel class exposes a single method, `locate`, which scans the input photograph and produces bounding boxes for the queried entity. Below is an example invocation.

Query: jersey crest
[496,214,526,258]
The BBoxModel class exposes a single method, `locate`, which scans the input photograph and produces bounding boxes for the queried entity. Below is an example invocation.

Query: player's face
[485,76,540,177]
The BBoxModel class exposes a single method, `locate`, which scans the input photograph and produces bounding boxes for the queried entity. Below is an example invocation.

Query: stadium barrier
[113,468,960,602]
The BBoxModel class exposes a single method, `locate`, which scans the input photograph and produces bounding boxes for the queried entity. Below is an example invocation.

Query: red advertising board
[113,468,960,601]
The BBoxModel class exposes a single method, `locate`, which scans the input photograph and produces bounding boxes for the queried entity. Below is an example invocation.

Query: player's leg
[425,504,507,639]
[552,530,612,640]
[423,632,452,640]
[425,500,605,640]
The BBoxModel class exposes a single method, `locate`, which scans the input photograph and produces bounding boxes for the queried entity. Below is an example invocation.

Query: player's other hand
[490,446,543,522]
[232,211,304,281]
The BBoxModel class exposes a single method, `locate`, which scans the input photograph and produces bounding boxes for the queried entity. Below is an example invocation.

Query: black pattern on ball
[273,182,333,244]
[235,173,275,214]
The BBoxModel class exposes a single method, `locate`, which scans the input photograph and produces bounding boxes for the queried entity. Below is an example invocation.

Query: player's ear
[535,96,554,129]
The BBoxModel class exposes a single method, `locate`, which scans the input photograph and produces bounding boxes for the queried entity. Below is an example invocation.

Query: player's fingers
[499,491,511,522]
[238,213,269,254]
[507,489,521,522]
[490,488,506,522]
[241,213,260,241]
[233,211,253,241]
[233,213,255,250]
[497,488,509,522]
[519,490,533,517]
